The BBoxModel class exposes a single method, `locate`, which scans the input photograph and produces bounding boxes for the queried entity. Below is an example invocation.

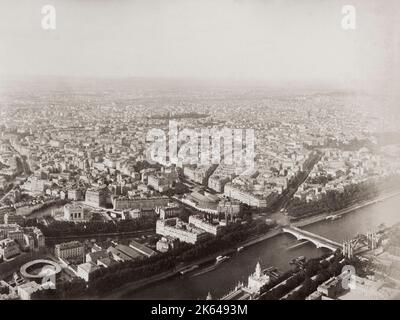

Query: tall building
[4,212,24,225]
[85,187,111,207]
[0,206,16,224]
[0,238,20,260]
[156,218,210,244]
[55,241,85,261]
[155,202,182,219]
[188,214,224,236]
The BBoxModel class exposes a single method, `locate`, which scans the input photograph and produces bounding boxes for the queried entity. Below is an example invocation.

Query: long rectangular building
[156,218,210,244]
[188,215,223,236]
[113,196,169,211]
[224,183,268,208]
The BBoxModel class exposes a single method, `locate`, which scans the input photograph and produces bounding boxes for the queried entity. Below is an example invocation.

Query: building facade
[4,213,24,225]
[85,187,111,207]
[188,214,223,236]
[155,202,182,219]
[0,238,20,260]
[224,183,267,208]
[55,241,85,261]
[63,203,91,222]
[156,218,210,244]
[113,196,169,211]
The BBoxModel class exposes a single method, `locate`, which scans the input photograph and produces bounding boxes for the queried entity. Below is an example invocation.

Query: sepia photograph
[0,0,400,310]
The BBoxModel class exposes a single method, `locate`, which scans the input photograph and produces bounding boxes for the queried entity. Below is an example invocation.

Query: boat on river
[216,255,229,264]
[326,214,342,221]
[190,256,230,277]
[180,265,199,275]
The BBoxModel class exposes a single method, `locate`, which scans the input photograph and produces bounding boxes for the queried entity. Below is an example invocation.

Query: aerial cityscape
[1,0,400,303]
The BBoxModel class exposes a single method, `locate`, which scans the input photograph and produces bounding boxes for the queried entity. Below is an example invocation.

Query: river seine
[120,194,400,300]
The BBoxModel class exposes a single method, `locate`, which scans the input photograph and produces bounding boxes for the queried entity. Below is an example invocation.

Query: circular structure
[20,259,61,281]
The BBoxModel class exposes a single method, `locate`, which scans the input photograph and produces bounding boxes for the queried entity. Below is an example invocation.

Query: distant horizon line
[0,73,365,91]
[1,74,397,98]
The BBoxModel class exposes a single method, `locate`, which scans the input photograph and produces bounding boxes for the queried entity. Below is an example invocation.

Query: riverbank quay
[292,190,400,228]
[101,228,283,299]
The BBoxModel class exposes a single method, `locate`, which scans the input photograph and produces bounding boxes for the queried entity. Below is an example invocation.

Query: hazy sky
[0,0,399,92]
